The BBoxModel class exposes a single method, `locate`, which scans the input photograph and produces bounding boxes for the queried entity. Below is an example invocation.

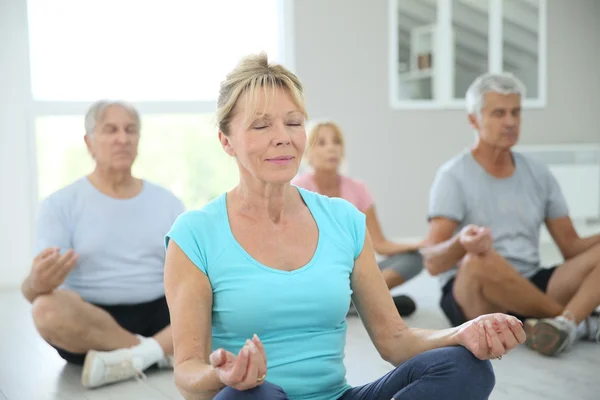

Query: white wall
[0,0,37,288]
[294,0,600,238]
[1,0,599,288]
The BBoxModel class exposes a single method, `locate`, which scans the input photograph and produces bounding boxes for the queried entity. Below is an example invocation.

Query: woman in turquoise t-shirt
[163,53,525,400]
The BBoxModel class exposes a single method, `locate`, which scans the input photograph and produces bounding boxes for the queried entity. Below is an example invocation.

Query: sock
[157,355,174,369]
[576,317,599,341]
[131,335,165,371]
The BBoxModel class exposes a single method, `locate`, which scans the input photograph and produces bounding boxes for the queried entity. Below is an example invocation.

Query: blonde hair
[216,53,307,135]
[305,120,346,158]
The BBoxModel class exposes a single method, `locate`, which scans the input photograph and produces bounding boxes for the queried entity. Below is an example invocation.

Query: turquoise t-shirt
[165,187,366,400]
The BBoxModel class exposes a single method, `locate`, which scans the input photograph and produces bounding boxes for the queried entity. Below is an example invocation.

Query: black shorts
[53,296,170,365]
[440,266,557,327]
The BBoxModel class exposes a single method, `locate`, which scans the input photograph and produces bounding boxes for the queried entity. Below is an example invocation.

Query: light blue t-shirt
[165,187,366,400]
[428,151,569,288]
[34,177,185,305]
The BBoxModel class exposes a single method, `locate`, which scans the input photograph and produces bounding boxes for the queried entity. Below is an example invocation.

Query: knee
[439,347,495,395]
[31,290,80,337]
[32,294,60,335]
[460,253,490,283]
[214,382,287,400]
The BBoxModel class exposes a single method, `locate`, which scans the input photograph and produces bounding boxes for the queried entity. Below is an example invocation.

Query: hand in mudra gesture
[210,334,267,390]
[456,313,526,360]
[30,247,78,294]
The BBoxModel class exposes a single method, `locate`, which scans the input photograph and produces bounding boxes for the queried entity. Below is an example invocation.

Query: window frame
[388,0,547,110]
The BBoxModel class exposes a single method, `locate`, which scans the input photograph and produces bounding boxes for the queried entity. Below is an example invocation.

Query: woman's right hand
[210,334,267,391]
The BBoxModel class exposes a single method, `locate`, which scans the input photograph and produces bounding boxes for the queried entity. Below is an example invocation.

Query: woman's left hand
[455,313,526,360]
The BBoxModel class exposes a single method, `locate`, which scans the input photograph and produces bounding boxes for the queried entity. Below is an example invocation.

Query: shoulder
[298,187,361,220]
[141,180,186,214]
[435,150,472,178]
[39,177,88,212]
[341,175,369,191]
[512,152,552,176]
[165,194,227,274]
[291,173,315,190]
[298,188,366,257]
[430,152,473,192]
[170,194,222,231]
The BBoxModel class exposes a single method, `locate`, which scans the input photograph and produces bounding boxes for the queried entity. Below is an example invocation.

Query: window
[35,115,239,208]
[27,0,292,209]
[389,0,546,109]
[27,0,288,101]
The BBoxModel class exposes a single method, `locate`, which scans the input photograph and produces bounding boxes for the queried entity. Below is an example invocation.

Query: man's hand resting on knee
[459,225,493,255]
[21,247,79,303]
[421,219,494,275]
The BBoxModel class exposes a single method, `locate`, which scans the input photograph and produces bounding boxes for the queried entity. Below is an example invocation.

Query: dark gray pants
[214,347,495,400]
[378,251,424,282]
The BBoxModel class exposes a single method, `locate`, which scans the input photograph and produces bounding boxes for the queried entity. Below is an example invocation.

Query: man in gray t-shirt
[422,73,600,358]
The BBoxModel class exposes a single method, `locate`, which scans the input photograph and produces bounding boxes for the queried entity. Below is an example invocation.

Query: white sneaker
[81,349,145,388]
[528,315,577,356]
[581,312,600,342]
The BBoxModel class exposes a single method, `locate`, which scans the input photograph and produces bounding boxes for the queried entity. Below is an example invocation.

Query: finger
[252,334,266,363]
[229,346,250,384]
[56,252,79,280]
[506,316,527,344]
[472,320,486,359]
[465,228,479,238]
[251,336,267,383]
[209,349,226,367]
[474,229,489,242]
[493,315,518,350]
[466,224,479,233]
[36,251,60,274]
[48,250,74,276]
[35,247,57,262]
[484,320,506,357]
[241,341,259,387]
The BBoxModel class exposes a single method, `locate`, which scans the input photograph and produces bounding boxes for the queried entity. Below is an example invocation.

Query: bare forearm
[387,327,460,366]
[420,234,466,275]
[569,234,600,259]
[374,240,419,256]
[20,275,44,304]
[175,359,224,400]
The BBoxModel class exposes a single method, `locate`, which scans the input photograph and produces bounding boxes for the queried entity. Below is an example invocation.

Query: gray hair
[465,72,526,117]
[84,100,141,136]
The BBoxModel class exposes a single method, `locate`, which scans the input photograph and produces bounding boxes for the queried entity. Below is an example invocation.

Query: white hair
[465,72,526,117]
[84,100,140,136]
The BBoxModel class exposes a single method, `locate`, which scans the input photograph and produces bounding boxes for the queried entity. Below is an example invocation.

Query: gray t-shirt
[34,177,185,305]
[428,151,569,288]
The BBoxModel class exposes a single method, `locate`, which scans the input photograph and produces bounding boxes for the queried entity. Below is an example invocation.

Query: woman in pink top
[292,121,424,316]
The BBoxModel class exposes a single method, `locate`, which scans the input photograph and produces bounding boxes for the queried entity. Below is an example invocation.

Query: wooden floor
[1,273,599,400]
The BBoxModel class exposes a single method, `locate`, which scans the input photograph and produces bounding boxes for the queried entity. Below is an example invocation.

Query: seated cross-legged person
[422,72,600,357]
[292,120,424,317]
[163,53,526,400]
[21,101,185,388]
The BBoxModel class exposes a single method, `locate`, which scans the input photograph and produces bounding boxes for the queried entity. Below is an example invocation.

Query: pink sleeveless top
[292,173,374,212]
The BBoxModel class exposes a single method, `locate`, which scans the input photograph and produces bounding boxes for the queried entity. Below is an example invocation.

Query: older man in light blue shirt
[21,100,184,388]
